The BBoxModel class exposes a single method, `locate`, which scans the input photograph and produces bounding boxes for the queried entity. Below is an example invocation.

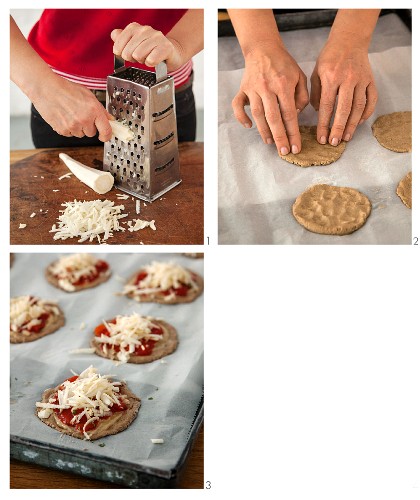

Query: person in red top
[10,9,203,147]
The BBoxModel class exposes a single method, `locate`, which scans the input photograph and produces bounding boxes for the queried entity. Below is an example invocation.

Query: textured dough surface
[396,171,412,209]
[372,111,412,152]
[282,126,346,167]
[91,319,178,364]
[293,184,372,235]
[125,269,204,304]
[45,262,111,292]
[36,382,140,440]
[10,305,65,344]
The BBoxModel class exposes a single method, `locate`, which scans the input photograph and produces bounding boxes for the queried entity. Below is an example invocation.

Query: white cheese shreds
[80,322,86,330]
[116,193,129,200]
[53,189,60,192]
[94,313,163,364]
[58,173,73,180]
[135,200,140,214]
[18,224,26,229]
[10,296,59,335]
[48,253,110,291]
[122,261,198,299]
[36,366,126,440]
[151,439,164,444]
[30,212,36,218]
[69,348,96,354]
[50,200,128,243]
[126,219,156,233]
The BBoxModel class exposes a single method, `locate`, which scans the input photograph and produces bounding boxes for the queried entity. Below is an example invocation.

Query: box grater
[103,56,181,202]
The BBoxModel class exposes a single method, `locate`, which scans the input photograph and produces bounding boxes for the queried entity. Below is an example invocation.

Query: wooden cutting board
[10,143,204,245]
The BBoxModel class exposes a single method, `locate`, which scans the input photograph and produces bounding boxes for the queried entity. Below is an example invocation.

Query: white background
[3,1,420,499]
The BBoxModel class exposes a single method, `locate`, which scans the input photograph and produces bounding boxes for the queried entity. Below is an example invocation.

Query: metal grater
[103,56,181,202]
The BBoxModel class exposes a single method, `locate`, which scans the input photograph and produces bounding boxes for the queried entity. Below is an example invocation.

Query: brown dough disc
[372,112,412,152]
[10,304,65,344]
[183,253,204,259]
[281,126,346,167]
[36,382,140,441]
[124,269,204,304]
[91,319,178,364]
[292,184,372,235]
[396,171,412,209]
[45,261,111,292]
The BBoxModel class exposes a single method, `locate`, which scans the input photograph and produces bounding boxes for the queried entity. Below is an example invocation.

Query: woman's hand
[111,23,183,72]
[31,75,113,141]
[232,42,309,156]
[310,19,378,146]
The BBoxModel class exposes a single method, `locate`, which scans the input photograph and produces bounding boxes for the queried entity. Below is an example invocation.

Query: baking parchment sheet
[218,45,412,244]
[10,253,203,475]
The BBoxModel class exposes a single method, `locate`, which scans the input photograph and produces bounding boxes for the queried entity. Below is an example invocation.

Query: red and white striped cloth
[50,59,193,90]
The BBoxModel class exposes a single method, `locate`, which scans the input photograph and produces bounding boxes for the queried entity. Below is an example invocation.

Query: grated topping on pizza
[36,366,126,439]
[94,313,163,363]
[122,261,198,300]
[49,253,109,291]
[10,296,60,335]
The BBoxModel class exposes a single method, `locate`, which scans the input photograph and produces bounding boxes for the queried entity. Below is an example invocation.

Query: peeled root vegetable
[109,120,135,142]
[59,153,114,195]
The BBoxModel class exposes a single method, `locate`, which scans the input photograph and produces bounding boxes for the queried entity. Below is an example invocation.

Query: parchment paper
[219,44,411,244]
[10,253,203,474]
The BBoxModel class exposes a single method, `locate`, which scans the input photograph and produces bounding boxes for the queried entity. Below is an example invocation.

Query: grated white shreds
[126,219,156,232]
[49,200,128,243]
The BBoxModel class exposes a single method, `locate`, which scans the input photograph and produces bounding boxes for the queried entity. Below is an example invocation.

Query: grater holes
[119,108,123,113]
[132,91,136,96]
[140,165,144,170]
[128,121,132,126]
[141,126,144,134]
[135,124,139,128]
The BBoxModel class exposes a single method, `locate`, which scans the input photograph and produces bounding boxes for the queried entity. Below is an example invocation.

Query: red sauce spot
[26,312,50,333]
[72,260,109,286]
[134,271,148,285]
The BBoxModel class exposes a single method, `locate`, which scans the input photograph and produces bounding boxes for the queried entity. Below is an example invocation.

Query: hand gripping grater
[103,56,181,201]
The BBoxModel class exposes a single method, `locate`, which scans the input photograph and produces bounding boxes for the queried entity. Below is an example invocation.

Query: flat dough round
[91,319,178,364]
[125,269,204,304]
[45,261,111,292]
[292,184,372,235]
[36,382,140,441]
[372,111,412,152]
[10,304,65,344]
[281,126,346,167]
[396,171,412,209]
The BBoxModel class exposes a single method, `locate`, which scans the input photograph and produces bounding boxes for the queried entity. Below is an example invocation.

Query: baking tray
[10,253,204,488]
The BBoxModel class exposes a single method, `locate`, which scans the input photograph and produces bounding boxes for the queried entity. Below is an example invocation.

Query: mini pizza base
[36,382,140,441]
[10,305,65,344]
[282,126,346,167]
[45,262,111,293]
[292,184,372,235]
[124,269,204,304]
[91,319,178,364]
[183,253,204,259]
[372,111,412,153]
[396,171,412,209]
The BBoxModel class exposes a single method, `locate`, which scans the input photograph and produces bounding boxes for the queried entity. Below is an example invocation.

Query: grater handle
[114,54,167,82]
[114,54,125,72]
[155,62,167,83]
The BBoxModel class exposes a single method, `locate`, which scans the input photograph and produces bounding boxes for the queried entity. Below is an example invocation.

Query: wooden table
[10,143,203,245]
[10,425,203,489]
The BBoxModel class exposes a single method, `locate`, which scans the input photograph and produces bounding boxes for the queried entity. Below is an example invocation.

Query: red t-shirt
[28,9,192,89]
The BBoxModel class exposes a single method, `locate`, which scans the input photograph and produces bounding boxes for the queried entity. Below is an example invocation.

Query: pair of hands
[33,23,181,141]
[232,38,378,155]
